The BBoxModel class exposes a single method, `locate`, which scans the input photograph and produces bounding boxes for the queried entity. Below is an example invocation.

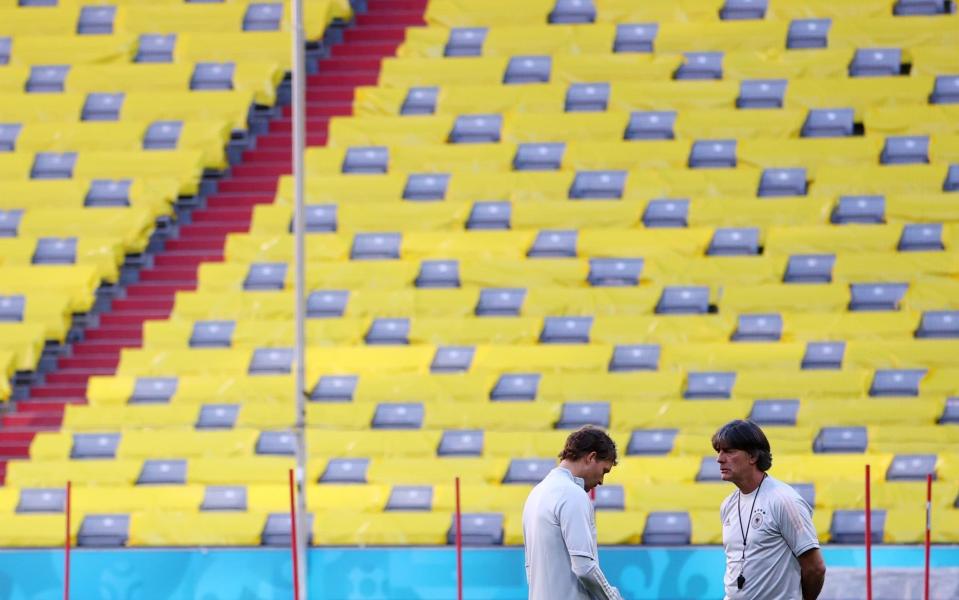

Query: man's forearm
[571,555,623,600]
[801,567,825,600]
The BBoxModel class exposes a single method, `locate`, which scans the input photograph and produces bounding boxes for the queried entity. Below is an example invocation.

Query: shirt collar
[554,466,586,490]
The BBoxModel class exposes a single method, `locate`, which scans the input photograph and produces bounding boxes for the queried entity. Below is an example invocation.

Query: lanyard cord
[737,473,767,565]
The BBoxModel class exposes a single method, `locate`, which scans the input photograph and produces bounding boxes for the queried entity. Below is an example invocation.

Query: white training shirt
[523,467,599,600]
[720,475,820,600]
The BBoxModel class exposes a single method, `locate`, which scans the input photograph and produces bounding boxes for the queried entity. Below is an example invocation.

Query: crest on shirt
[751,509,766,529]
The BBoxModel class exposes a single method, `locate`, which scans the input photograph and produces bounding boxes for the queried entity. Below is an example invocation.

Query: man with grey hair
[713,419,826,599]
[522,425,624,600]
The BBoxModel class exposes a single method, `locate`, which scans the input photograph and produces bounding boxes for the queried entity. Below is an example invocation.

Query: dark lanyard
[736,473,766,591]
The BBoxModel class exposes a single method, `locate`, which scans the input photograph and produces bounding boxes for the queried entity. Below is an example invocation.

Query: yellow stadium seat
[313,511,451,545]
[129,511,265,546]
[0,514,80,547]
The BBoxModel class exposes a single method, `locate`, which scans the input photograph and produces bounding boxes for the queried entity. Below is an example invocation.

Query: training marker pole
[865,464,873,600]
[289,469,301,600]
[64,480,71,600]
[925,473,932,600]
[455,476,463,600]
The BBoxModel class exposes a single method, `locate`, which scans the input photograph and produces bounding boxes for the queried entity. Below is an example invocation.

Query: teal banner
[0,546,954,599]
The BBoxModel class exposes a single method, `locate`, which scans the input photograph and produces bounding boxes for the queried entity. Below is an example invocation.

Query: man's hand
[798,548,826,600]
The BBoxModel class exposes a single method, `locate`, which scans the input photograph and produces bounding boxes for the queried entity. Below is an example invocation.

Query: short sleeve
[557,494,597,559]
[776,493,820,557]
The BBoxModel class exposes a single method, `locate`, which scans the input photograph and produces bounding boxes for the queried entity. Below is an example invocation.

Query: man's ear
[586,451,598,464]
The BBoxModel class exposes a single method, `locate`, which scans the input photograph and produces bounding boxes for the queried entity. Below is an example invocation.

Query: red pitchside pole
[455,476,463,600]
[865,464,872,600]
[288,469,301,600]
[64,480,71,600]
[925,473,932,600]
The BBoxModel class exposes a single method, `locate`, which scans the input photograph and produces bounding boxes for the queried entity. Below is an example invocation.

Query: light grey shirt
[523,467,620,600]
[721,475,820,600]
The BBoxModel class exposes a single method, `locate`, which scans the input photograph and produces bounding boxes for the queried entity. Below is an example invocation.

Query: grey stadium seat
[190,63,234,91]
[78,515,129,547]
[813,426,868,453]
[696,457,723,482]
[749,399,800,425]
[849,48,901,77]
[556,402,610,429]
[802,341,845,370]
[784,254,835,283]
[310,375,358,402]
[898,223,943,251]
[549,0,596,24]
[946,164,959,191]
[17,488,66,513]
[594,485,625,510]
[759,168,807,197]
[643,199,689,228]
[0,37,10,65]
[565,82,609,112]
[262,513,314,546]
[351,232,401,259]
[881,135,930,165]
[475,288,525,316]
[915,311,959,338]
[431,346,475,373]
[365,318,410,345]
[801,108,854,138]
[201,486,247,511]
[643,512,691,545]
[386,486,433,511]
[689,140,736,168]
[342,146,388,174]
[136,34,176,63]
[306,290,349,318]
[0,123,21,151]
[886,454,937,481]
[674,52,723,80]
[444,28,486,57]
[243,3,283,31]
[625,111,676,140]
[0,295,25,321]
[503,459,554,484]
[609,344,661,371]
[27,65,69,93]
[438,430,484,456]
[514,143,564,171]
[894,0,949,15]
[143,121,183,150]
[77,5,116,34]
[831,195,885,224]
[449,114,502,144]
[491,373,540,401]
[85,179,132,207]
[539,316,592,344]
[504,56,552,84]
[830,510,885,544]
[613,23,658,53]
[130,377,178,404]
[656,286,710,314]
[588,258,643,286]
[32,237,76,264]
[31,152,76,179]
[137,459,187,485]
[732,314,783,342]
[256,431,296,455]
[372,403,424,429]
[939,397,959,424]
[320,458,369,483]
[627,429,677,455]
[81,92,123,121]
[195,404,239,429]
[685,372,736,399]
[737,79,786,108]
[248,348,294,374]
[0,209,22,237]
[569,170,626,200]
[467,201,512,229]
[447,513,504,545]
[416,260,460,288]
[930,75,959,104]
[189,320,235,348]
[244,263,286,290]
[849,282,908,311]
[869,369,926,396]
[401,86,439,115]
[528,230,577,258]
[707,227,759,256]
[71,432,120,458]
[787,18,830,49]
[403,174,449,200]
[790,483,816,508]
[721,0,767,20]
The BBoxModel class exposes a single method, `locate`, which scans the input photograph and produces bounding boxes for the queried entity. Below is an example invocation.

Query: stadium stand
[0,0,958,551]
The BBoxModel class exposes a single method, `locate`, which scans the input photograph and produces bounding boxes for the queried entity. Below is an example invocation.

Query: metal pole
[291,0,308,597]
[865,464,872,600]
[924,473,932,600]
[64,480,71,600]
[455,477,463,600]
